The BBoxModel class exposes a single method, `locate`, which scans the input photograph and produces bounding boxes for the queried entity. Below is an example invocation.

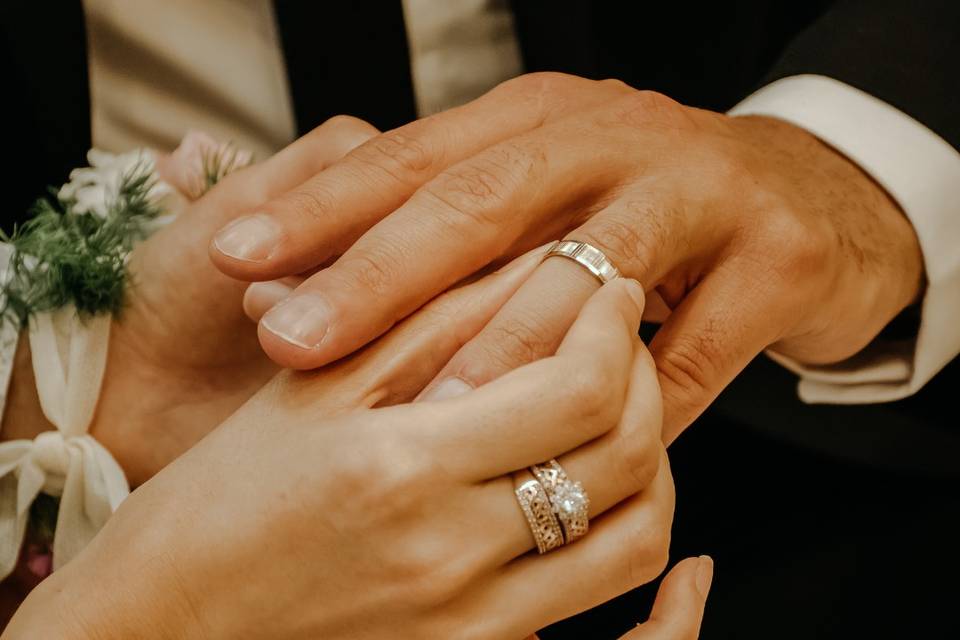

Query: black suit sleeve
[763,0,960,150]
[1,0,91,232]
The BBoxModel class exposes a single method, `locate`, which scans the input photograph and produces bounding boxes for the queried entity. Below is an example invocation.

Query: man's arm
[732,0,960,402]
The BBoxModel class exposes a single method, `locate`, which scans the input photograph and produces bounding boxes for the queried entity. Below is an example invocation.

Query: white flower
[58,148,172,218]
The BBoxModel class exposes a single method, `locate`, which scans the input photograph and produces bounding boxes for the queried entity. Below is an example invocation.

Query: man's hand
[210,72,923,441]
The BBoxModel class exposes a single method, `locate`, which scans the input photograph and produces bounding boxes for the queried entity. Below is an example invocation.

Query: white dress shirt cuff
[729,74,960,404]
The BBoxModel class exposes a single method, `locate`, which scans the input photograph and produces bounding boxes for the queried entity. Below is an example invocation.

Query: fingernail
[213,213,281,262]
[695,555,714,598]
[623,278,646,313]
[244,280,295,321]
[249,280,295,304]
[420,377,473,401]
[260,292,332,349]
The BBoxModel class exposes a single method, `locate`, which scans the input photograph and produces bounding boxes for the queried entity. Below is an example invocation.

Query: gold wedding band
[515,478,565,554]
[545,240,620,284]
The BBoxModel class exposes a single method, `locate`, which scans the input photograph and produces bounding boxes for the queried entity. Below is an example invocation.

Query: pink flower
[154,131,253,202]
[23,546,52,581]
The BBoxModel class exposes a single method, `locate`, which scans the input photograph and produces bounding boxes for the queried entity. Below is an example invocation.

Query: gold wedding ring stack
[515,459,590,554]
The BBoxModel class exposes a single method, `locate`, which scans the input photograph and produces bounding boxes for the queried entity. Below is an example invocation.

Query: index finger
[413,278,646,480]
[209,73,629,281]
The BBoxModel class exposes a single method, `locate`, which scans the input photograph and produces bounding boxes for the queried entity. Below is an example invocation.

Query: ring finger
[464,341,664,570]
[420,186,726,398]
[448,448,676,640]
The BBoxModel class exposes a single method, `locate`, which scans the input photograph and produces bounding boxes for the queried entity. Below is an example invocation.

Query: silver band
[530,460,590,544]
[515,478,565,554]
[545,240,620,284]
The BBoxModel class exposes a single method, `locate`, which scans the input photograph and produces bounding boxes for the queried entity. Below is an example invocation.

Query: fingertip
[695,555,714,599]
[257,321,331,370]
[211,213,282,263]
[257,291,340,369]
[243,278,302,322]
[580,277,646,338]
[619,556,711,639]
[649,555,713,619]
[621,277,646,317]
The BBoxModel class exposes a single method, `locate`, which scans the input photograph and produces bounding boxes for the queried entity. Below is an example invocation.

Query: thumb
[128,118,379,339]
[649,260,783,445]
[619,556,713,640]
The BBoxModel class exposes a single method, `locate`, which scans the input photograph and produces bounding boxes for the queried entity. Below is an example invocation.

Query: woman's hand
[6,278,683,640]
[1,116,378,485]
[210,73,923,441]
[530,555,713,640]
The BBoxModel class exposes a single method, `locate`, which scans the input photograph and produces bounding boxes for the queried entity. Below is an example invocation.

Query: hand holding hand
[6,278,684,640]
[212,73,923,440]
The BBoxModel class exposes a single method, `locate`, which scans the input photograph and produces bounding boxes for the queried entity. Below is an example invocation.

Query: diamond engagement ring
[530,459,590,544]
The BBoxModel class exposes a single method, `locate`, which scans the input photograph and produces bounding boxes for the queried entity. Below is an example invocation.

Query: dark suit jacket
[2,0,958,470]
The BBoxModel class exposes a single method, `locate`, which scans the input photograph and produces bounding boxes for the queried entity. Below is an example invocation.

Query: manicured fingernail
[420,377,473,401]
[244,280,295,321]
[695,555,714,598]
[213,213,281,261]
[260,292,331,349]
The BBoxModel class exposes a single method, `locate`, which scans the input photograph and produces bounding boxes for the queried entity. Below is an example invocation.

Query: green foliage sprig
[0,162,162,328]
[196,142,251,198]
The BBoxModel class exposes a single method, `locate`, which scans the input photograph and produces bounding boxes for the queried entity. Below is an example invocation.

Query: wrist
[4,532,209,640]
[1,336,53,441]
[2,571,93,639]
[735,114,925,347]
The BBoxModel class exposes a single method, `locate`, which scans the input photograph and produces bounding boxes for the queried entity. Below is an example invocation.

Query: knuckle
[613,90,687,130]
[492,72,599,120]
[655,334,717,419]
[562,362,619,426]
[351,131,434,184]
[495,71,580,98]
[423,143,534,228]
[766,215,831,280]
[597,77,634,94]
[613,426,661,491]
[329,432,426,518]
[477,310,558,371]
[626,523,672,587]
[391,540,469,610]
[337,241,408,297]
[656,334,714,393]
[579,207,665,278]
[704,145,751,188]
[276,184,337,223]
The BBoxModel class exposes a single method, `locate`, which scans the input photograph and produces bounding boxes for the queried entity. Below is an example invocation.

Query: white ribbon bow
[0,307,128,579]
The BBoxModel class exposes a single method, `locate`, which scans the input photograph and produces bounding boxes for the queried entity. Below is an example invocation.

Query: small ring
[530,460,590,544]
[514,478,565,554]
[545,240,620,284]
